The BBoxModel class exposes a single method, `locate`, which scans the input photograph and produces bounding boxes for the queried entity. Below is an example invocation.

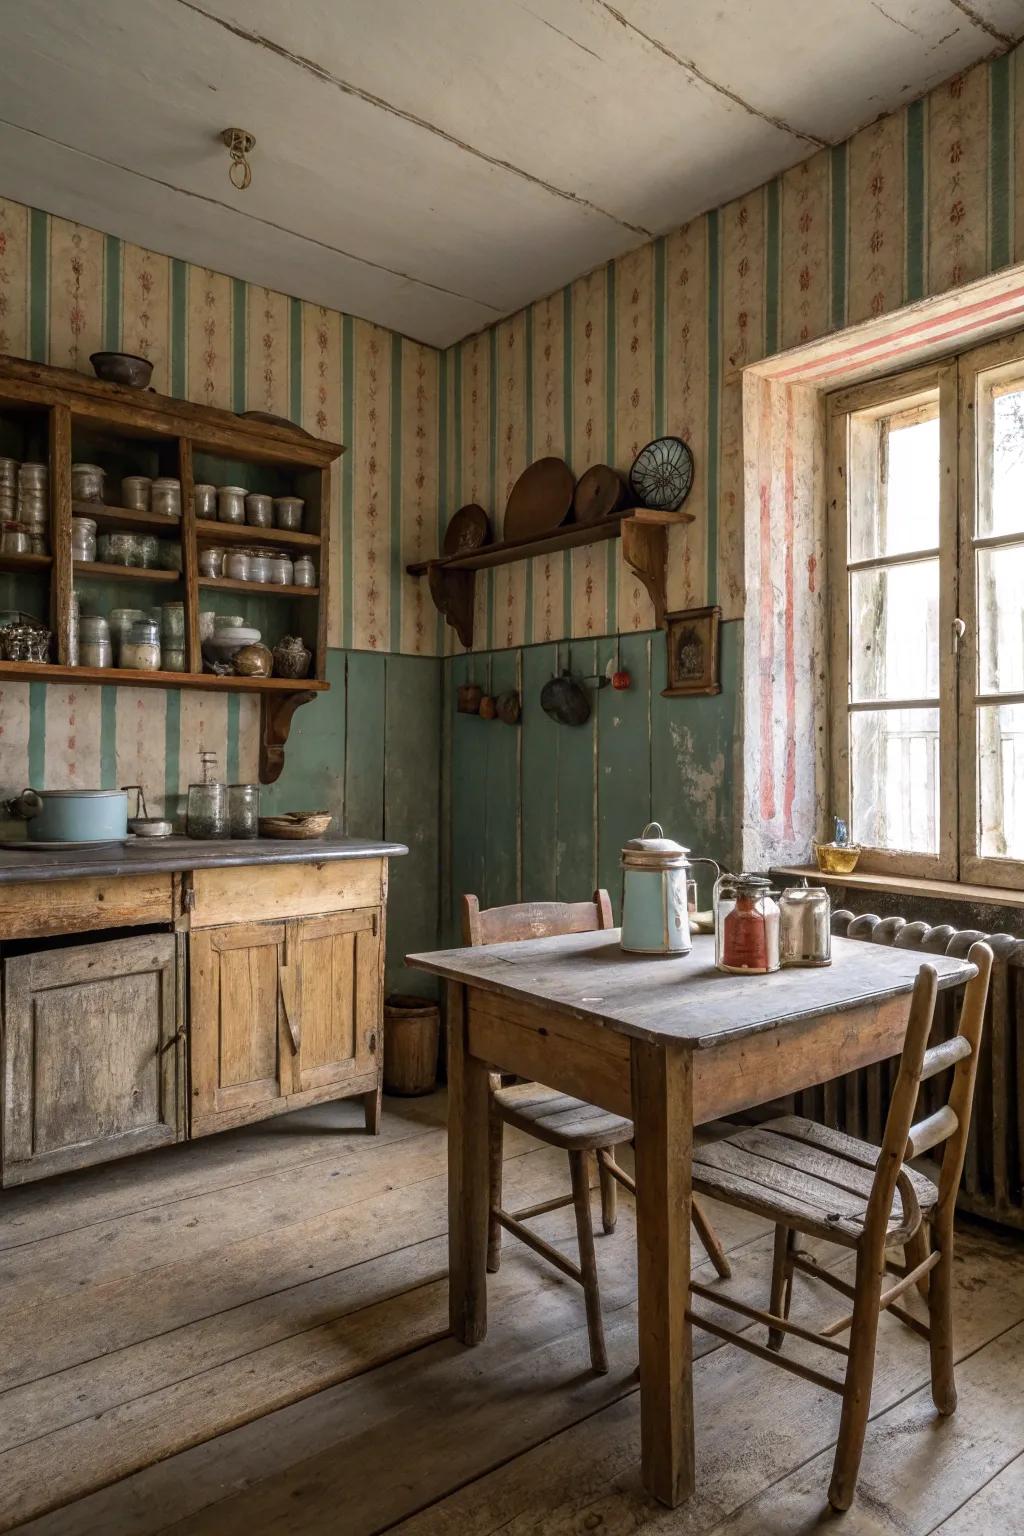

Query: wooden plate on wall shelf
[503,457,574,541]
[443,503,491,555]
[573,464,625,523]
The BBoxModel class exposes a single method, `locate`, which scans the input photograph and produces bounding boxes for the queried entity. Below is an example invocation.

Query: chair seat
[492,1082,633,1150]
[692,1115,939,1248]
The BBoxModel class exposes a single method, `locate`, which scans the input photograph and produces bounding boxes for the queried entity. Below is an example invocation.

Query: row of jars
[73,465,182,517]
[72,518,181,570]
[0,459,50,552]
[75,601,190,671]
[197,485,305,530]
[187,754,260,838]
[198,545,315,586]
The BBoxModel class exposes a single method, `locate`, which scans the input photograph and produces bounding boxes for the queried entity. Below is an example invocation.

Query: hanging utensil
[540,671,592,726]
[123,784,173,838]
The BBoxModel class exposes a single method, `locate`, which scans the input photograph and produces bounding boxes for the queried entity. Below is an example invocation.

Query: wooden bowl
[258,812,333,840]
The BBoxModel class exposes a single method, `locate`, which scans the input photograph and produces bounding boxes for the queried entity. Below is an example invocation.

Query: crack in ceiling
[590,0,830,150]
[947,0,1015,45]
[0,114,505,326]
[174,0,654,238]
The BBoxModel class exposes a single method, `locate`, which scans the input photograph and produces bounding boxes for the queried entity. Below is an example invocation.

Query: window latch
[951,617,966,655]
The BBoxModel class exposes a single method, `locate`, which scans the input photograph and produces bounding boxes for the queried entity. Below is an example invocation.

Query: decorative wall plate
[628,436,694,512]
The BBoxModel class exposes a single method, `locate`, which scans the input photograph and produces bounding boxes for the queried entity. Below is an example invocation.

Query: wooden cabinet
[2,933,183,1185]
[189,908,383,1137]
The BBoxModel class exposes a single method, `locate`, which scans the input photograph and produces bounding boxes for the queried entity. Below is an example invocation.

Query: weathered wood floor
[3,1091,1022,1534]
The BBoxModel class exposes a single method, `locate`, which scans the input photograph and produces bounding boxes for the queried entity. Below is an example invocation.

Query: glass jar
[108,608,145,664]
[162,645,185,672]
[248,549,273,584]
[79,613,112,669]
[71,463,105,502]
[97,531,138,567]
[193,483,217,518]
[120,617,161,671]
[292,555,316,587]
[245,493,273,527]
[151,478,181,517]
[714,874,780,974]
[136,535,159,569]
[71,516,97,562]
[224,550,250,581]
[187,751,227,839]
[0,521,29,554]
[68,590,80,666]
[199,546,225,577]
[121,475,152,511]
[273,496,304,531]
[270,554,293,584]
[228,782,260,839]
[160,602,185,642]
[779,885,832,967]
[218,486,247,524]
[28,532,49,556]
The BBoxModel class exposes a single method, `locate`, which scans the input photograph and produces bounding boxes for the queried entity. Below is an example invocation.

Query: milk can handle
[642,822,664,838]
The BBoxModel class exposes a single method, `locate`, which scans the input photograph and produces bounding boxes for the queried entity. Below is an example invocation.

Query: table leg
[630,1037,694,1507]
[447,981,491,1344]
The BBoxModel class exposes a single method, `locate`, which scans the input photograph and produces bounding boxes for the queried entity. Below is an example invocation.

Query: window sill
[774,866,1024,910]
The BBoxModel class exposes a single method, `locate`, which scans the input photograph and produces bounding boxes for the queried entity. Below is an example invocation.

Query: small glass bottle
[228,782,260,838]
[186,750,228,839]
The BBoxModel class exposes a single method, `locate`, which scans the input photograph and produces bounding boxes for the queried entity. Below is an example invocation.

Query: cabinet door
[3,933,182,1185]
[189,921,289,1136]
[288,908,383,1096]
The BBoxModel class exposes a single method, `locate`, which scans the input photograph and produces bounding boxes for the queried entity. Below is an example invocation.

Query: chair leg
[486,1096,504,1275]
[904,1222,931,1299]
[597,1148,618,1234]
[568,1150,608,1374]
[828,1252,883,1511]
[767,1224,795,1350]
[691,1194,732,1280]
[928,1219,958,1415]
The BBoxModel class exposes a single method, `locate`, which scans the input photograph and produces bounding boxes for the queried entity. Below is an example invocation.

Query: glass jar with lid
[71,463,105,502]
[187,750,228,838]
[714,874,781,974]
[120,617,161,671]
[151,478,182,518]
[292,555,316,587]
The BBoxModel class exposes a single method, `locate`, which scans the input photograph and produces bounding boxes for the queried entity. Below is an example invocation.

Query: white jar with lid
[292,555,316,587]
[151,478,181,518]
[218,486,247,524]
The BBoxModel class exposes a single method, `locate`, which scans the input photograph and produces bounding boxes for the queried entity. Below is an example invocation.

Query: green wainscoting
[263,648,442,996]
[443,621,741,944]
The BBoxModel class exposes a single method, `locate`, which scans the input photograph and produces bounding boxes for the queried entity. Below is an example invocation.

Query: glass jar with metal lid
[779,883,832,967]
[714,873,781,974]
[120,617,161,671]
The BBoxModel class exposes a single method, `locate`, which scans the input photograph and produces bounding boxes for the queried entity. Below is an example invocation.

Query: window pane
[977,543,1024,695]
[977,702,1024,859]
[850,708,939,853]
[849,560,939,702]
[849,405,939,561]
[979,380,1024,537]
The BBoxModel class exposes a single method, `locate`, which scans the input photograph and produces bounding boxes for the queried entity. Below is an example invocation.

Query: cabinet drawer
[189,859,383,928]
[0,873,173,940]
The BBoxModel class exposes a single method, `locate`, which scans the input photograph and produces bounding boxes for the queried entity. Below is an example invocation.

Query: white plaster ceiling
[0,0,1022,347]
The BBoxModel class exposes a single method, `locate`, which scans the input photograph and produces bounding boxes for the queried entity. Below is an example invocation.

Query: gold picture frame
[662,605,722,697]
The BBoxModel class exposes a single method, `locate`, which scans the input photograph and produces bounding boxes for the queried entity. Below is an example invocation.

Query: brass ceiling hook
[221,127,255,191]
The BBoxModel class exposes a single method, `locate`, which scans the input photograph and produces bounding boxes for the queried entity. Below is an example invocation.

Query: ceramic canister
[620,823,693,956]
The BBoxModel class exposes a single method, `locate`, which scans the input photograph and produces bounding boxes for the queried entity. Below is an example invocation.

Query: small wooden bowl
[258,812,333,840]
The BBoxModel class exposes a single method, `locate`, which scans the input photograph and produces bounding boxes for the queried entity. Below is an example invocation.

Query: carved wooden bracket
[428,563,476,650]
[620,519,667,627]
[258,690,317,784]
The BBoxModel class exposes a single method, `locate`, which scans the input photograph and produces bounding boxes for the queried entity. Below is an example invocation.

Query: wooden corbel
[428,563,475,650]
[620,519,668,627]
[259,690,317,783]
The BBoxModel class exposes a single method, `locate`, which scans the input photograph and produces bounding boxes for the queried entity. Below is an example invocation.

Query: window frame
[827,360,959,881]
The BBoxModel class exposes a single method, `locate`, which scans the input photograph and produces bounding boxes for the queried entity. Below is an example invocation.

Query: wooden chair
[462,890,731,1375]
[687,939,993,1510]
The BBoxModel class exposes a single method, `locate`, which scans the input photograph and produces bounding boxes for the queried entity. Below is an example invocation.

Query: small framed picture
[663,605,722,697]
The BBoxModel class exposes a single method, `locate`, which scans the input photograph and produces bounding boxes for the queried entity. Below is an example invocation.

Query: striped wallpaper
[444,43,1024,645]
[0,197,444,817]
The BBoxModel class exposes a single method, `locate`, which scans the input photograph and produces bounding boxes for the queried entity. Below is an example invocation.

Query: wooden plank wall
[262,651,442,997]
[443,622,741,945]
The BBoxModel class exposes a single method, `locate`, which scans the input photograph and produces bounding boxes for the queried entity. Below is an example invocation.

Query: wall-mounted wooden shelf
[407,507,692,649]
[0,351,342,782]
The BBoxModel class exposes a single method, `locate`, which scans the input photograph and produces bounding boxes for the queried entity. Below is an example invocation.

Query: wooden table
[406,930,975,1507]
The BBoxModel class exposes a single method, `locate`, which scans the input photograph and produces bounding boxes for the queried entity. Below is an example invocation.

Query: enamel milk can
[620,823,703,956]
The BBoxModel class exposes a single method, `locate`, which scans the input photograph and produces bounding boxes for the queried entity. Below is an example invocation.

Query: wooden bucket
[383,995,441,1096]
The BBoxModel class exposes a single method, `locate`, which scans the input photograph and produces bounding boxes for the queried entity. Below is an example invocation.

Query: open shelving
[0,353,342,781]
[407,505,692,649]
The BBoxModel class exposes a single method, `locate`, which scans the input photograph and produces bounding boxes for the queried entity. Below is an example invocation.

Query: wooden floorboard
[3,1090,1021,1536]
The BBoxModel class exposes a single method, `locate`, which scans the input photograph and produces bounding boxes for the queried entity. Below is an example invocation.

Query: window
[829,335,1024,890]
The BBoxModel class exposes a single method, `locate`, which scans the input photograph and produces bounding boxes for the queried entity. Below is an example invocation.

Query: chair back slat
[919,1035,971,1081]
[906,1104,958,1160]
[462,891,614,948]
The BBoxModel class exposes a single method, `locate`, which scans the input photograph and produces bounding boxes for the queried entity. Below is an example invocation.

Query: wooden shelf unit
[0,352,342,781]
[407,506,692,649]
